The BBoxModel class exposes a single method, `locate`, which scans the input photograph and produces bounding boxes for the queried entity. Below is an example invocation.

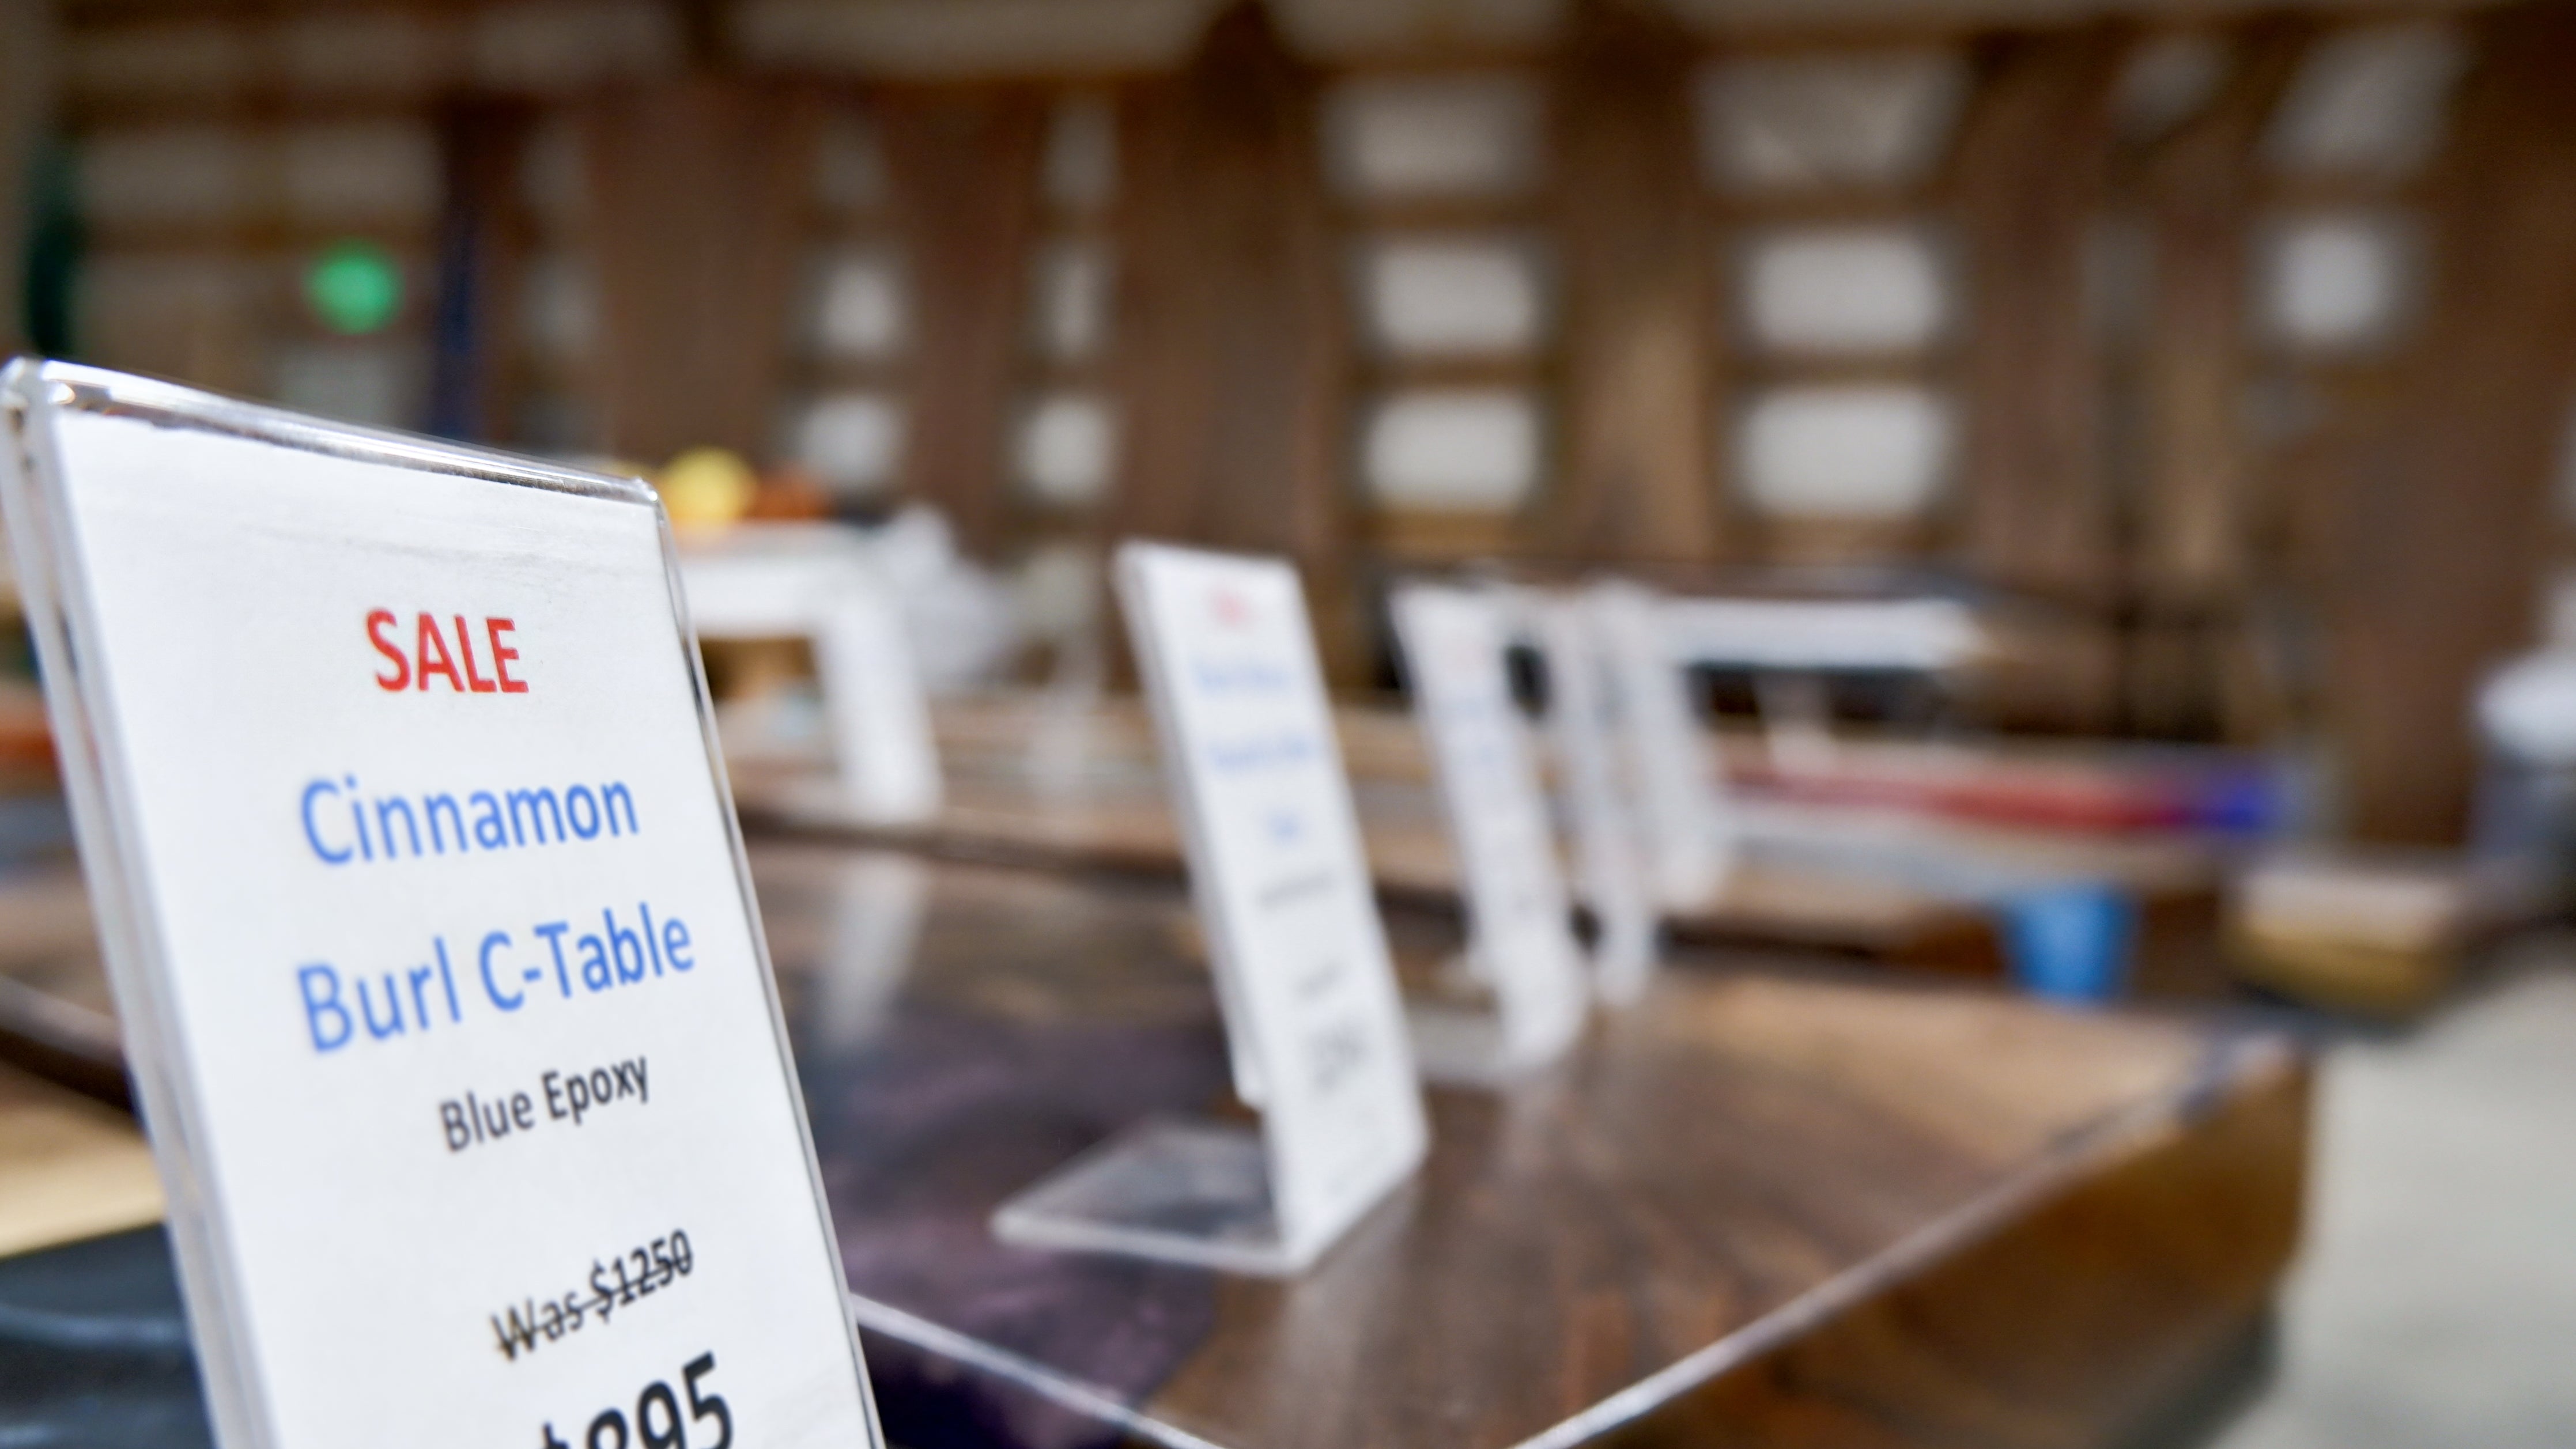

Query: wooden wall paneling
[1108,1,1363,681]
[1104,73,1206,552]
[1336,74,1546,575]
[1611,1053,2306,1449]
[0,0,50,357]
[583,79,819,467]
[1699,49,1962,575]
[2322,2,2576,843]
[878,85,1049,559]
[1945,24,2131,733]
[1539,0,1725,568]
[1013,97,1117,546]
[1947,25,2130,604]
[425,99,534,444]
[2126,22,2313,741]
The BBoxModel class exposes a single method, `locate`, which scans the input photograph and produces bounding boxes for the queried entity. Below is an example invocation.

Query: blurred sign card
[997,542,1426,1275]
[1391,584,1587,1077]
[1588,582,1733,910]
[1535,597,1661,1004]
[0,363,881,1449]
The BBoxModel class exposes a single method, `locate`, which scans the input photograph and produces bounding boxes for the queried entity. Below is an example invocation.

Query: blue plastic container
[1999,883,2137,1004]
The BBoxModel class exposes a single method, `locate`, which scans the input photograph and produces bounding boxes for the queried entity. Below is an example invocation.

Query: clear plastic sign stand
[675,524,942,826]
[1388,583,1588,1083]
[1586,581,1736,910]
[992,543,1428,1277]
[1532,596,1661,1005]
[806,853,932,1055]
[0,364,883,1449]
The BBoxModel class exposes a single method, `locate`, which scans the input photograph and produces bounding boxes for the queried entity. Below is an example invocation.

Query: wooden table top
[0,843,2301,1448]
[750,844,2305,1449]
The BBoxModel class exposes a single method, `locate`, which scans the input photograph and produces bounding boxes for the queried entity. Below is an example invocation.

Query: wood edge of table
[1446,1035,2305,1449]
[844,1034,2307,1449]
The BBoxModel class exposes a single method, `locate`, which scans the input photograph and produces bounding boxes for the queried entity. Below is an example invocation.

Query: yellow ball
[656,447,757,528]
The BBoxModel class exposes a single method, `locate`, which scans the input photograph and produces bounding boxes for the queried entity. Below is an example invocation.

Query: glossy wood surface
[1542,0,1725,568]
[750,844,2305,1449]
[2121,19,2312,746]
[882,84,1052,559]
[585,80,818,464]
[1948,24,2125,616]
[1108,3,1367,683]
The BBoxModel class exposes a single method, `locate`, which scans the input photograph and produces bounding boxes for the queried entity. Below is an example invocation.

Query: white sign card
[1389,584,1587,1076]
[1588,581,1735,910]
[1533,597,1661,1004]
[0,364,881,1449]
[677,527,942,827]
[995,542,1426,1275]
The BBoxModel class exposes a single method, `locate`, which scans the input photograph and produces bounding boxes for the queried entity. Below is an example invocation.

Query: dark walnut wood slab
[750,845,2306,1449]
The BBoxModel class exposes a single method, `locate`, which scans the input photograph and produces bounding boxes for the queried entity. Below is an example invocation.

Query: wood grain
[2121,25,2311,745]
[1947,25,2130,617]
[2132,22,2310,607]
[880,84,1051,558]
[2319,1,2576,842]
[1106,2,1365,683]
[584,79,819,466]
[1540,0,1727,568]
[0,849,2298,1449]
[746,845,2306,1449]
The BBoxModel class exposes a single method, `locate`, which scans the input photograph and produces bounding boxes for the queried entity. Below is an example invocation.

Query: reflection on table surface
[0,842,2303,1449]
[755,844,2297,1449]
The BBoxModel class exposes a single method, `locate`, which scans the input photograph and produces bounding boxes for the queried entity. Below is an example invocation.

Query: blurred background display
[11,0,2568,842]
[3,0,2575,1444]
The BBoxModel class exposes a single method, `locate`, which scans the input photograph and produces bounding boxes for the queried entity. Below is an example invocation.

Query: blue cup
[1999,883,2136,1004]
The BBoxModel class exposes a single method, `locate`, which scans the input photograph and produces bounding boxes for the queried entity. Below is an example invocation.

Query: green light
[305,240,403,335]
